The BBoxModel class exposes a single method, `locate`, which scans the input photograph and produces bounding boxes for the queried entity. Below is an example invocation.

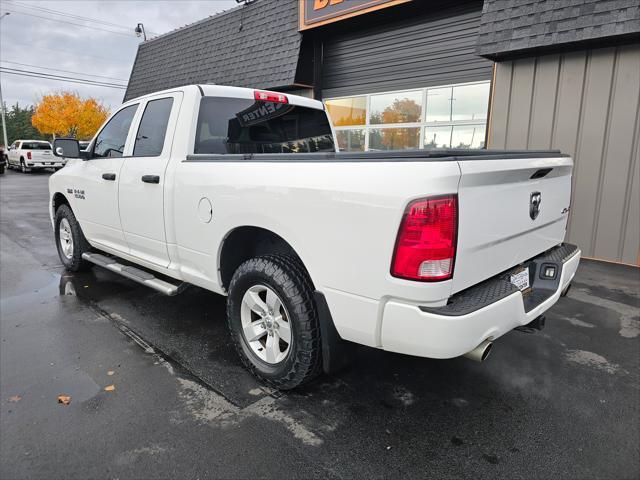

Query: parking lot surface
[1,169,639,479]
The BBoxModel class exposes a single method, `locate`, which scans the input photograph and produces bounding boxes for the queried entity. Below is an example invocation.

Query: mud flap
[314,291,351,375]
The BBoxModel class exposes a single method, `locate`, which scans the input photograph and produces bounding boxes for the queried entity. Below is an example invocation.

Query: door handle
[102,173,116,181]
[141,175,160,184]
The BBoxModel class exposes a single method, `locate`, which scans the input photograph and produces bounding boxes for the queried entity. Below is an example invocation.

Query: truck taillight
[391,195,458,281]
[254,90,288,104]
[27,151,32,160]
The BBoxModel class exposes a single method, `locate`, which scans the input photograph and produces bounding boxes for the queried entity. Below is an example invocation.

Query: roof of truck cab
[124,84,324,110]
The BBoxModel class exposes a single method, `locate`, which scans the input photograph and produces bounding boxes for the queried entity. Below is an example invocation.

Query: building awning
[124,0,301,102]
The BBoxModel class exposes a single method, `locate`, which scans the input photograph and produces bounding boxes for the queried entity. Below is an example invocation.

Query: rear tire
[226,254,321,390]
[20,159,29,173]
[54,204,91,271]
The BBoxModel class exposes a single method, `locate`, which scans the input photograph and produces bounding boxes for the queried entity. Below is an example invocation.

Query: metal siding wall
[488,44,640,265]
[321,4,493,98]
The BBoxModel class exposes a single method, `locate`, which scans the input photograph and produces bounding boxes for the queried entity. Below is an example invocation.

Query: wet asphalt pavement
[1,168,639,479]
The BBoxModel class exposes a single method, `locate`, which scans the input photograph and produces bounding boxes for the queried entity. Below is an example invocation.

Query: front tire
[227,254,321,390]
[54,204,91,271]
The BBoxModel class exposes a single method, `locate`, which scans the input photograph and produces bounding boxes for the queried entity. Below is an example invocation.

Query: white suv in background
[7,140,64,173]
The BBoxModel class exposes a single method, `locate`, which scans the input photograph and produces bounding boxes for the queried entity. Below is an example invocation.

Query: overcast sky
[0,0,238,111]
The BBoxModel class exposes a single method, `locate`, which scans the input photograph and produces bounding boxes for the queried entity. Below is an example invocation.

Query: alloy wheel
[59,218,74,259]
[240,284,292,364]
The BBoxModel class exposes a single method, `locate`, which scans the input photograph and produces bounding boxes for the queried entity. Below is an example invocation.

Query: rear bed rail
[185,148,569,163]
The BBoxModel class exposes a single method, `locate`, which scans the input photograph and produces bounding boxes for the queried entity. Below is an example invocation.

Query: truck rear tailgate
[31,150,53,161]
[452,155,573,294]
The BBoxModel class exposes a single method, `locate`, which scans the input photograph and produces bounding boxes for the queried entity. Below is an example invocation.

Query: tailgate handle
[141,175,160,184]
[531,168,552,179]
[102,173,116,181]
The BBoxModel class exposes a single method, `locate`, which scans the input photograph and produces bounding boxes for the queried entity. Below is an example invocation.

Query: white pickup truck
[7,140,63,172]
[49,85,580,389]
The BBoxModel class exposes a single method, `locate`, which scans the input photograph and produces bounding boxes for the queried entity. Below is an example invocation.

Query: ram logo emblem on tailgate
[530,191,542,220]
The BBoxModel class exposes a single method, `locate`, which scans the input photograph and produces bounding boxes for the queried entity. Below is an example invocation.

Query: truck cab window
[92,104,138,158]
[133,98,174,157]
[194,97,335,154]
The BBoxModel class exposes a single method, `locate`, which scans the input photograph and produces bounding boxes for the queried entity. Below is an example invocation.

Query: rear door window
[92,104,138,158]
[194,97,335,154]
[133,97,174,157]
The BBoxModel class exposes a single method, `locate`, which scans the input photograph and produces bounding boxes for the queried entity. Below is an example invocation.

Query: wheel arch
[52,192,71,215]
[218,225,315,292]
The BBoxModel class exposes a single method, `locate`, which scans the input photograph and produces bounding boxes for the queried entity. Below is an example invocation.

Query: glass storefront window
[451,124,486,149]
[369,128,420,151]
[325,97,366,126]
[451,83,490,121]
[369,90,423,125]
[424,126,452,149]
[336,129,365,152]
[425,87,452,122]
[328,81,490,152]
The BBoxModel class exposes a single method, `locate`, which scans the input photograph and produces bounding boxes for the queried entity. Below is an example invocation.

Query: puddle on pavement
[0,270,62,316]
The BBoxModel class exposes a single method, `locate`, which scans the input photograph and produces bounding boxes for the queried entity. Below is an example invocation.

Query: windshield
[22,142,51,150]
[194,97,335,154]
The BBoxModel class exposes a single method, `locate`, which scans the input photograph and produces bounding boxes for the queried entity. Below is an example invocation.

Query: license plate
[510,268,530,291]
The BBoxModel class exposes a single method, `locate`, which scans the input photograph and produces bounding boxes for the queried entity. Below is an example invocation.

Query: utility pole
[0,12,10,148]
[0,82,8,149]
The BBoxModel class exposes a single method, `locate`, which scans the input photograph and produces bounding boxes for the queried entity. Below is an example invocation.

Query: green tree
[1,102,50,147]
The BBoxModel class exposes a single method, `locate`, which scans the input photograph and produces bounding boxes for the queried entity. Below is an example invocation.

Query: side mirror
[53,138,85,159]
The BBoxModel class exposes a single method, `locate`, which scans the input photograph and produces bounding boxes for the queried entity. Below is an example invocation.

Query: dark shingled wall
[476,0,640,59]
[124,0,300,101]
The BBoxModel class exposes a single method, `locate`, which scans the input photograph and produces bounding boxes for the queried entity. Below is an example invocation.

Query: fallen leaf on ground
[104,384,115,392]
[9,395,22,403]
[107,370,115,376]
[57,395,71,405]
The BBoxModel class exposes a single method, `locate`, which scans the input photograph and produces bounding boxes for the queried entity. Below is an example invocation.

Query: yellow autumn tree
[32,91,109,140]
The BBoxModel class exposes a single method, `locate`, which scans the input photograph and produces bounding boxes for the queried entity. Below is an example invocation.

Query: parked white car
[7,140,64,172]
[48,85,580,389]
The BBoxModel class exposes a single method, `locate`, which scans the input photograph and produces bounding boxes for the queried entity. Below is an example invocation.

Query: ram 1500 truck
[49,85,580,389]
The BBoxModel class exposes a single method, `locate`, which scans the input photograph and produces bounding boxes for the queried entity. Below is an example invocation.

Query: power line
[0,67,127,87]
[0,70,127,90]
[1,60,128,82]
[1,9,137,37]
[3,0,159,36]
[0,68,127,89]
[4,40,129,64]
[5,0,150,33]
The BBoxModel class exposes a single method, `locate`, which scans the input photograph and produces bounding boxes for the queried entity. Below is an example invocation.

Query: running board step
[82,252,185,296]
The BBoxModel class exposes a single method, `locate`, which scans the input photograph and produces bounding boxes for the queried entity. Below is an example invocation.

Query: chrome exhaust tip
[463,339,493,362]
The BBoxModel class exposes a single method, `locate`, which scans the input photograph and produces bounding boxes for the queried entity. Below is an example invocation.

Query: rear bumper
[27,161,64,168]
[380,244,581,359]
